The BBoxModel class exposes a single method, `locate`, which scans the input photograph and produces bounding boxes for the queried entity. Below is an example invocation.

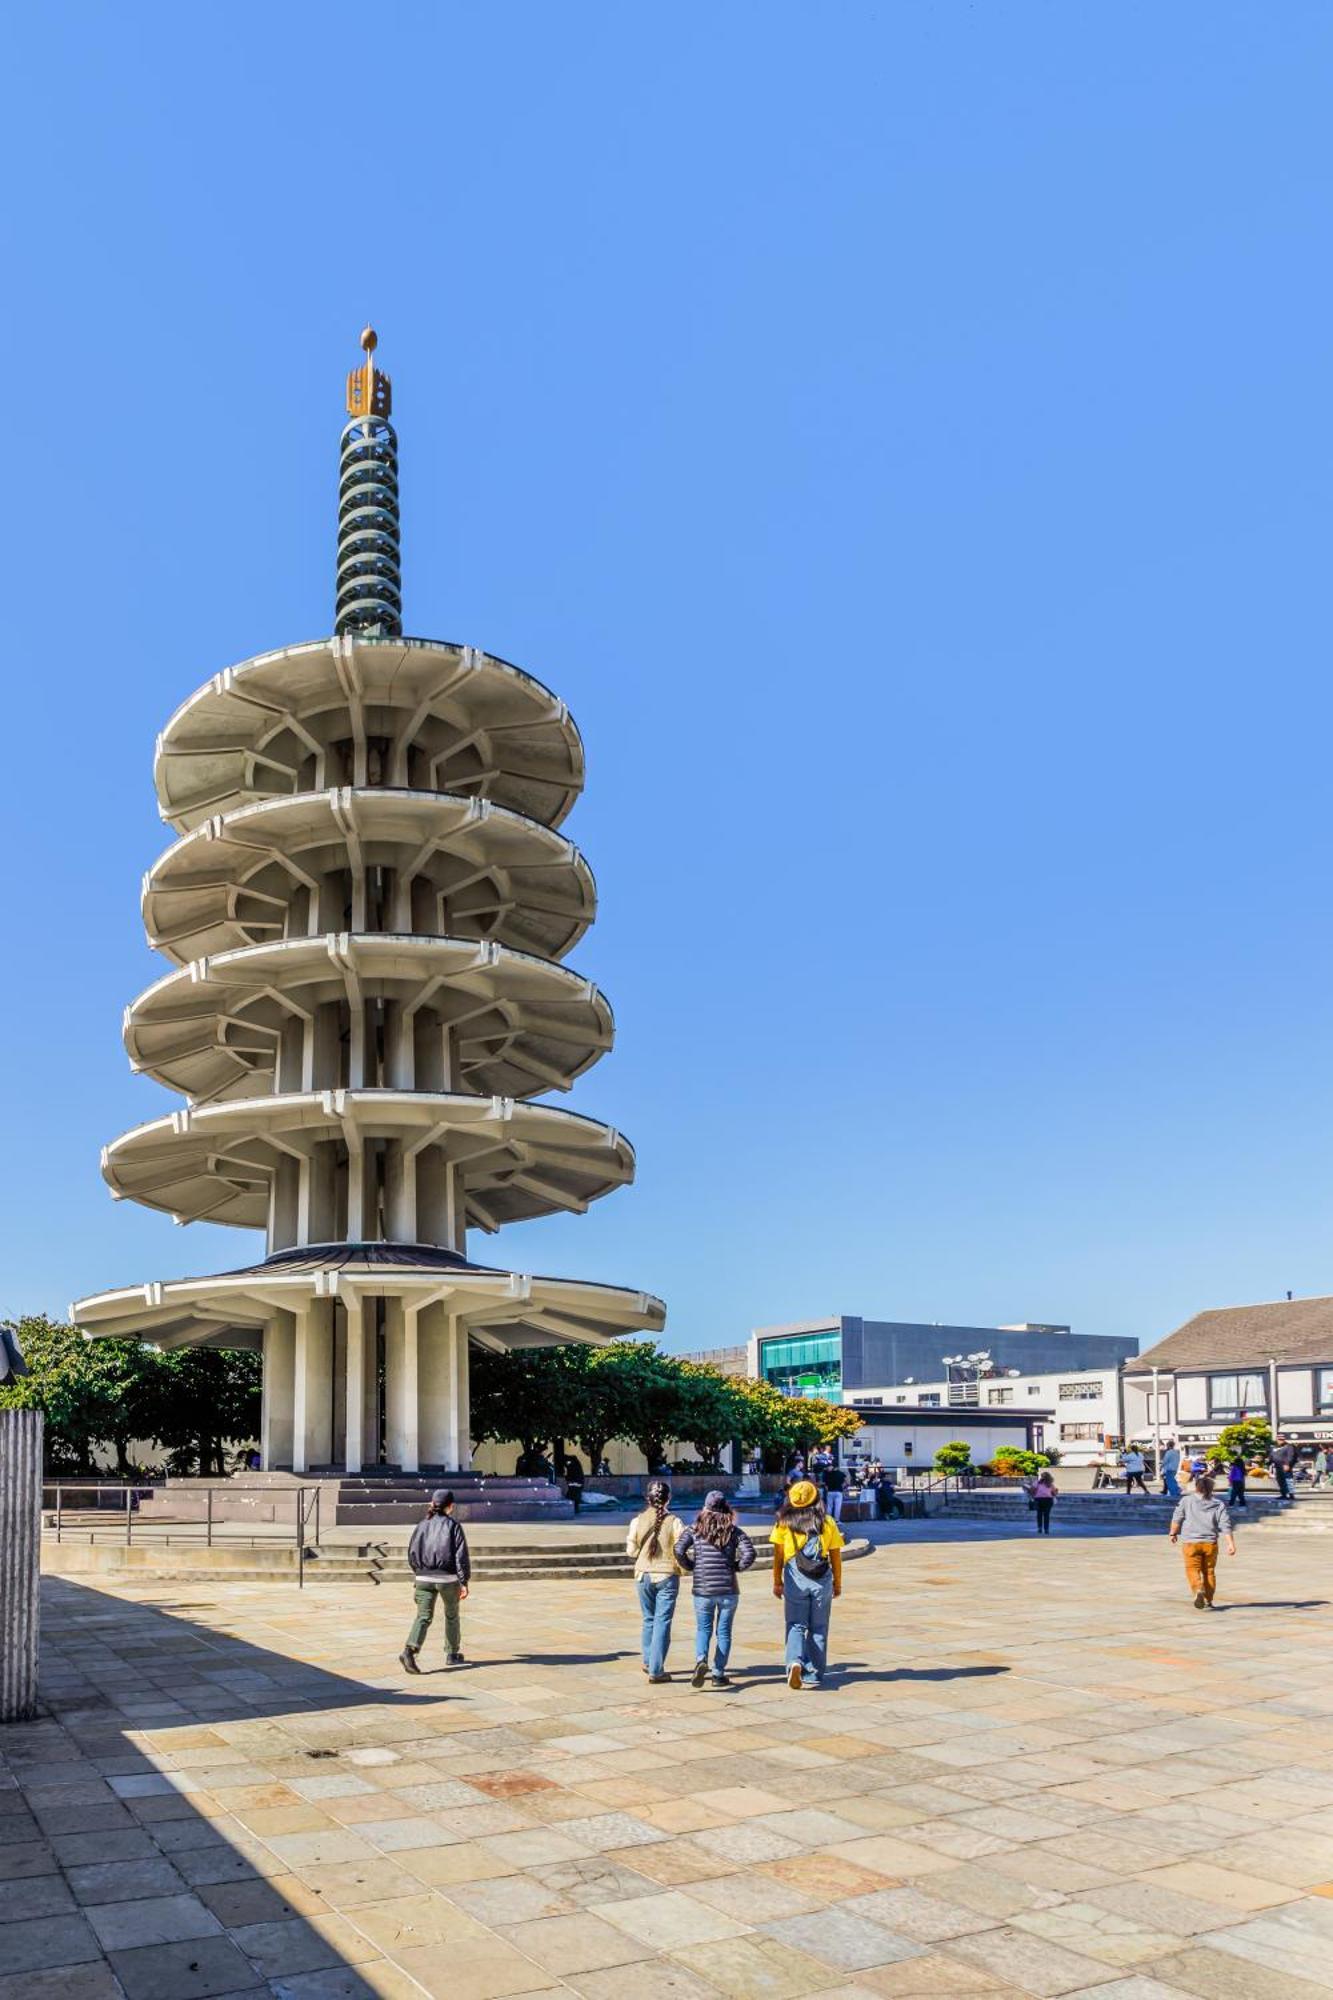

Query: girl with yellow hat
[770,1478,844,1688]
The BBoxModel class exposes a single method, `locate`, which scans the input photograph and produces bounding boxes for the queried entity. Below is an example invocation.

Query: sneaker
[787,1662,803,1690]
[648,1672,671,1684]
[1193,1592,1207,1609]
[710,1672,731,1689]
[691,1659,709,1689]
[399,1647,420,1674]
[445,1652,465,1665]
[802,1676,820,1689]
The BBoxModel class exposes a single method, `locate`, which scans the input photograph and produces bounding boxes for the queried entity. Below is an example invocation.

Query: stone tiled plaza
[6,1519,1333,2000]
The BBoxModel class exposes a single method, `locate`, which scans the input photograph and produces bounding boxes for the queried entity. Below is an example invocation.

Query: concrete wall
[0,1411,42,1722]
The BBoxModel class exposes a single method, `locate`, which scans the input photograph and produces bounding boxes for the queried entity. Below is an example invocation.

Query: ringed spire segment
[337,324,401,637]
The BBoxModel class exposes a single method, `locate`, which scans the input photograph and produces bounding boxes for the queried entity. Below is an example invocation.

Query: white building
[849,1365,1125,1466]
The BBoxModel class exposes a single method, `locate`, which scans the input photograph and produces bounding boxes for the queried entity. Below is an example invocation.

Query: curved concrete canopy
[73,1247,665,1352]
[102,1088,635,1232]
[124,934,614,1106]
[154,636,585,834]
[141,788,596,966]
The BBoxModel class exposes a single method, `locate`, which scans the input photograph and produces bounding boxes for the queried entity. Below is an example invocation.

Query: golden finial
[347,325,391,418]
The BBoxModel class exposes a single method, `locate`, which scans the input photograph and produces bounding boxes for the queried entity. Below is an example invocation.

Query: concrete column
[345,1300,365,1474]
[418,1300,452,1469]
[0,1410,41,1722]
[261,1315,296,1469]
[455,1325,472,1471]
[445,1315,462,1471]
[292,1302,333,1472]
[384,1298,418,1472]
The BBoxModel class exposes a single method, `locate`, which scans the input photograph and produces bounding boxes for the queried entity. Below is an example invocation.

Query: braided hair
[644,1478,672,1558]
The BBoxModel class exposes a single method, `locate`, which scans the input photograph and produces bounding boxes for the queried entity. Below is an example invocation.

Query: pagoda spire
[336,326,402,637]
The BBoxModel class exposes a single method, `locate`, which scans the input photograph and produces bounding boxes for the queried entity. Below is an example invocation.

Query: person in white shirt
[1121,1448,1149,1495]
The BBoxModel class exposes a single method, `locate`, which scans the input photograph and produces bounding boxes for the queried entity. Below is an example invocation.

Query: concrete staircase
[42,1533,634,1586]
[142,1471,575,1529]
[933,1490,1288,1532]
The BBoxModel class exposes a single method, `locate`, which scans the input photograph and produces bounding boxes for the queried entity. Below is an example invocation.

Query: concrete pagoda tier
[74,329,664,1475]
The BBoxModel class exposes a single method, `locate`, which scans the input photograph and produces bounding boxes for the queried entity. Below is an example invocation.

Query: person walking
[1271,1435,1297,1503]
[1169,1474,1237,1609]
[1226,1451,1247,1510]
[401,1490,470,1673]
[626,1478,686,1682]
[770,1479,844,1690]
[563,1454,585,1515]
[1032,1468,1058,1534]
[1314,1447,1329,1490]
[824,1459,847,1523]
[675,1490,755,1689]
[1160,1438,1182,1500]
[1121,1447,1150,1495]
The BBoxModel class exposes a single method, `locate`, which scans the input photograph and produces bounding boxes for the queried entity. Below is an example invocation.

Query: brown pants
[1182,1541,1218,1601]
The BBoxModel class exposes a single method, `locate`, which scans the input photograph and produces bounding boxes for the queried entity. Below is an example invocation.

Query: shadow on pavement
[0,1575,446,1997]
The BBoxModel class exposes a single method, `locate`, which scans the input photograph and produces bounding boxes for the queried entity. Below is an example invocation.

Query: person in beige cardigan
[625,1478,687,1681]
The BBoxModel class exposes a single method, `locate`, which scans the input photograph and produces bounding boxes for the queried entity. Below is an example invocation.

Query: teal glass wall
[758,1331,841,1402]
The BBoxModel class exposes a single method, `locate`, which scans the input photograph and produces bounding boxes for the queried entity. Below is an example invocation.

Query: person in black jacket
[400,1490,471,1674]
[675,1490,755,1690]
[1271,1435,1297,1503]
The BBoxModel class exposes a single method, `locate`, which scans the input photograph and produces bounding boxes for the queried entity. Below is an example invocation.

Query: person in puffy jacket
[400,1490,471,1674]
[675,1490,755,1690]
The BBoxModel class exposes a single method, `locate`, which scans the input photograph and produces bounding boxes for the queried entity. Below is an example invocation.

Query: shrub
[990,1447,1052,1478]
[933,1441,973,1475]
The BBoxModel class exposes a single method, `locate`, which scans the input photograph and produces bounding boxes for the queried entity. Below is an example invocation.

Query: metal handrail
[48,1481,324,1588]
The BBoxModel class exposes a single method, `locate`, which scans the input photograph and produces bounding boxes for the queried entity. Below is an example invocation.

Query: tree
[0,1316,157,1473]
[1216,1419,1272,1465]
[772,1396,864,1461]
[142,1347,261,1476]
[469,1348,586,1468]
[933,1440,973,1475]
[674,1363,752,1469]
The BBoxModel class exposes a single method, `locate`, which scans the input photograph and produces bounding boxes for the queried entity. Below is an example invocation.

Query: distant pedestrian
[1160,1438,1182,1500]
[563,1454,585,1514]
[626,1479,686,1682]
[1031,1468,1058,1535]
[1121,1448,1150,1495]
[1314,1448,1329,1489]
[824,1460,847,1522]
[1271,1435,1297,1503]
[401,1490,470,1674]
[675,1490,755,1689]
[1169,1474,1237,1609]
[1188,1450,1208,1485]
[770,1479,844,1690]
[1226,1453,1247,1510]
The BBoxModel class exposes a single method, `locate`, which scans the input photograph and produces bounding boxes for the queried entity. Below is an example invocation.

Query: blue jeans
[694,1593,737,1672]
[783,1565,833,1683]
[1163,1473,1181,1499]
[636,1574,679,1675]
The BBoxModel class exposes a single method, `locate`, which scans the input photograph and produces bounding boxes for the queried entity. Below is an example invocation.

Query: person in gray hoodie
[401,1490,471,1672]
[1168,1475,1237,1609]
[675,1490,755,1690]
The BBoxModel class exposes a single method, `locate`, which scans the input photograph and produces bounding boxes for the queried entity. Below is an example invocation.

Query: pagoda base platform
[146,1471,574,1528]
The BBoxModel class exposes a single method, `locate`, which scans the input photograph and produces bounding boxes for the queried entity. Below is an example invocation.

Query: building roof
[845,1402,1049,1427]
[1132,1296,1333,1373]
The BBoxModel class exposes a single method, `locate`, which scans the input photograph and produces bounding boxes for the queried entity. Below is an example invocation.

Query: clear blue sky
[6,4,1333,1355]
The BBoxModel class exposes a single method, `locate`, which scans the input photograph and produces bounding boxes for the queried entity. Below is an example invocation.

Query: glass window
[1061,1421,1102,1440]
[1208,1373,1267,1416]
[987,1387,1014,1405]
[758,1331,841,1403]
[1026,1385,1040,1396]
[1318,1370,1333,1414]
[1059,1381,1101,1401]
[917,1392,941,1407]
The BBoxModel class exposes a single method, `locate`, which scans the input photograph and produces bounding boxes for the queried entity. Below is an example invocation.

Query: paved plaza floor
[6,1522,1333,2000]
